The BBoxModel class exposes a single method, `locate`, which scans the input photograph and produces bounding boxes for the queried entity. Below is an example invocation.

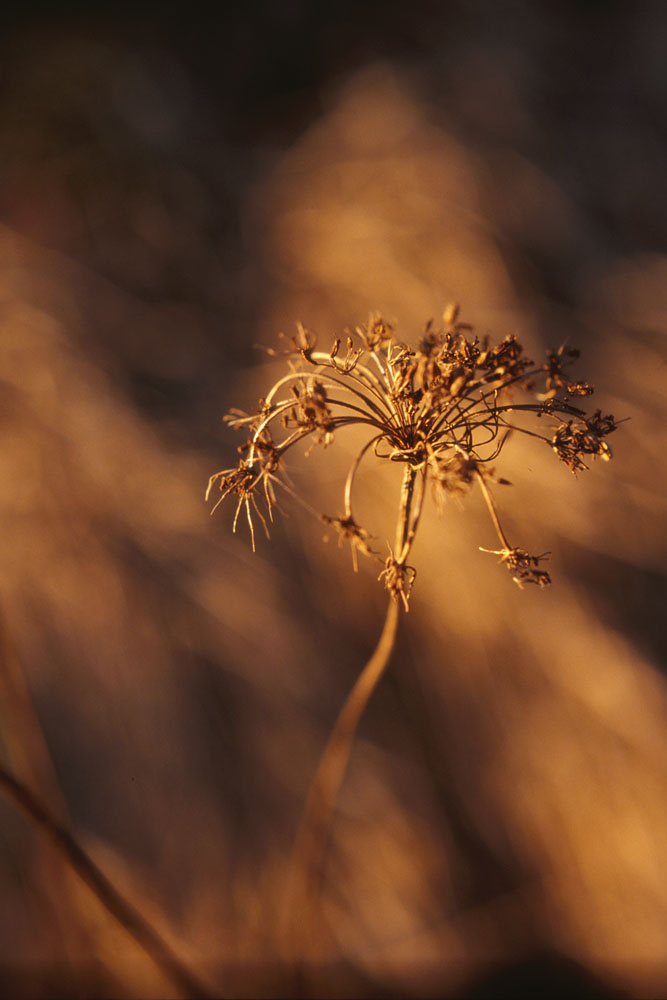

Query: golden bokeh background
[0,4,665,997]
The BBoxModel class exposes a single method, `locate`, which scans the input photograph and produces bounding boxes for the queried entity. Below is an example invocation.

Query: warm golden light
[0,14,665,1000]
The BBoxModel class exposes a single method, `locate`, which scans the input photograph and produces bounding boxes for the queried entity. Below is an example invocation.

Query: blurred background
[0,1,665,996]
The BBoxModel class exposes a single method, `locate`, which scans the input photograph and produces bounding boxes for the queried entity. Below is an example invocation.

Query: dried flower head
[208,308,618,604]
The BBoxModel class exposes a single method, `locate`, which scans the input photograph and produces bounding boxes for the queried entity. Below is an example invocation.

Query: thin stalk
[0,766,215,1000]
[475,469,511,550]
[396,464,418,559]
[344,435,384,517]
[283,463,417,963]
[282,596,400,960]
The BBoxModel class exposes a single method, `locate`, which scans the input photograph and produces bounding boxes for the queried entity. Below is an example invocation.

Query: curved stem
[283,596,400,959]
[0,766,215,1000]
[343,434,384,518]
[475,469,511,550]
[283,464,422,971]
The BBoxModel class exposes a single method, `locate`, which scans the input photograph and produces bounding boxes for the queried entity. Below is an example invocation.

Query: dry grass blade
[0,767,216,1000]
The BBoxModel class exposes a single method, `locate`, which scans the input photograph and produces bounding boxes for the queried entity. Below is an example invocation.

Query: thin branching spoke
[208,308,617,591]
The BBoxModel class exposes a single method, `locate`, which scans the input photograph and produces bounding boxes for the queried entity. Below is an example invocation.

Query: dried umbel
[207,306,619,966]
[207,307,617,598]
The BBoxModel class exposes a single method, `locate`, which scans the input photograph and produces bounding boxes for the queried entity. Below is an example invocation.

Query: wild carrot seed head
[207,308,618,601]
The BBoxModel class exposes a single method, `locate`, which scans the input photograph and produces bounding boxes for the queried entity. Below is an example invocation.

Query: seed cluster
[208,308,618,601]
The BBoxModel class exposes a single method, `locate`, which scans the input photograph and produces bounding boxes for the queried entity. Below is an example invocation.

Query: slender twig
[0,766,216,1000]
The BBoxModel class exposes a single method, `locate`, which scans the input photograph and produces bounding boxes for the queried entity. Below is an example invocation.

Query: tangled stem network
[207,306,618,599]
